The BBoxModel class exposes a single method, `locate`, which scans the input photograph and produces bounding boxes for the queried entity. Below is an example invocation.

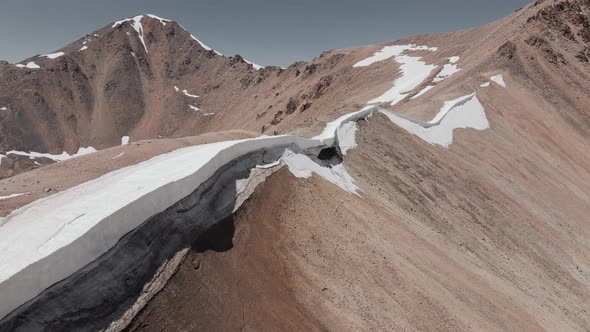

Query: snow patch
[121,136,130,145]
[368,53,437,105]
[412,85,435,99]
[145,14,171,26]
[41,52,64,59]
[433,56,461,83]
[244,59,264,70]
[112,152,125,160]
[174,23,223,56]
[490,74,506,87]
[0,193,29,201]
[354,44,438,105]
[78,46,88,52]
[15,62,40,69]
[189,105,214,116]
[0,107,7,111]
[353,44,437,67]
[7,147,97,162]
[379,93,489,147]
[190,34,214,52]
[183,90,199,98]
[187,30,223,56]
[175,87,198,98]
[282,150,359,194]
[480,82,491,88]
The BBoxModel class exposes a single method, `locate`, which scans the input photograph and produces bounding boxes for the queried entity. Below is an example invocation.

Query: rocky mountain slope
[0,0,589,331]
[2,0,590,178]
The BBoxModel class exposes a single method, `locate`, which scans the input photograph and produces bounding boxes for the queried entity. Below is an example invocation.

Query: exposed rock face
[497,41,517,59]
[525,35,568,64]
[525,0,590,64]
[577,46,590,61]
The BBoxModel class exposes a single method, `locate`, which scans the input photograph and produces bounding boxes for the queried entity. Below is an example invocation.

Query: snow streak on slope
[354,44,438,105]
[187,29,261,69]
[6,147,97,162]
[490,74,506,87]
[15,62,40,69]
[41,52,65,59]
[175,86,199,98]
[145,14,171,25]
[112,152,125,160]
[412,85,435,99]
[244,59,264,70]
[0,193,28,201]
[190,34,218,54]
[177,23,224,56]
[113,15,149,53]
[189,105,214,116]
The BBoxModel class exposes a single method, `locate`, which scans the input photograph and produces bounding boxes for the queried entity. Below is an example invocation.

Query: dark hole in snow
[317,147,337,160]
[316,147,343,167]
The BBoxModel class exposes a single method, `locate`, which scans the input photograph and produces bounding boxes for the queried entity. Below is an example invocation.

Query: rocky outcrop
[497,41,517,60]
[525,35,568,64]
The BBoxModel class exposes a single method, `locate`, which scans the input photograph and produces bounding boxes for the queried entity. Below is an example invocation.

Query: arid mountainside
[1,0,590,178]
[0,0,590,331]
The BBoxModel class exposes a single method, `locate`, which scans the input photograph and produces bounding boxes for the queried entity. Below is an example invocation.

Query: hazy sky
[0,0,531,67]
